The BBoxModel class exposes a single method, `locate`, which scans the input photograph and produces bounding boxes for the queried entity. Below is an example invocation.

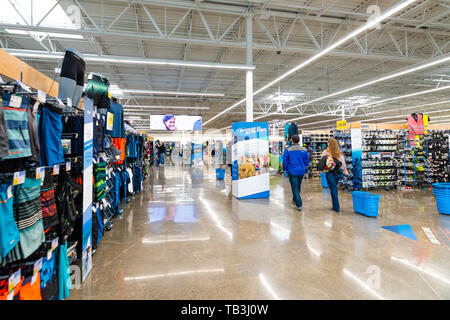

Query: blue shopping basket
[351,191,381,217]
[216,168,225,180]
[432,183,450,215]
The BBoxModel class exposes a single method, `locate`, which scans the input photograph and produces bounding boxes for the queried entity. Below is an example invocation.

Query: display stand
[231,122,270,199]
[81,97,93,282]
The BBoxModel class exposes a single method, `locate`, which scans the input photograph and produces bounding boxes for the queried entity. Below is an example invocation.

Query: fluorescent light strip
[5,29,84,39]
[203,0,419,126]
[299,101,450,128]
[117,90,223,97]
[6,49,254,70]
[254,54,450,122]
[287,85,450,125]
[343,269,385,300]
[124,105,210,110]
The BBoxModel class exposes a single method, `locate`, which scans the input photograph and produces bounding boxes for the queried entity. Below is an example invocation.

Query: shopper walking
[282,135,310,211]
[155,140,166,166]
[320,138,349,213]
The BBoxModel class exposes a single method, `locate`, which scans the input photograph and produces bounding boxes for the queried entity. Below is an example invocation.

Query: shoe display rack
[361,130,398,190]
[425,131,450,185]
[396,131,427,189]
[303,133,333,178]
[333,131,353,190]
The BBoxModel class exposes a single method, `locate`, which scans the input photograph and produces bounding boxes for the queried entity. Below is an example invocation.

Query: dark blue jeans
[288,173,304,208]
[326,171,344,212]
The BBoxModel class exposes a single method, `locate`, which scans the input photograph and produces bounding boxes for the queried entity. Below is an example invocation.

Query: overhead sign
[150,115,202,131]
[337,120,347,130]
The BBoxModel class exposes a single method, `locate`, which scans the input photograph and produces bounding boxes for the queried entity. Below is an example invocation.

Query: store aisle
[69,166,450,300]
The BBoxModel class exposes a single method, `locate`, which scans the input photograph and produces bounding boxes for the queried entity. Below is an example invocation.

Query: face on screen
[165,117,176,130]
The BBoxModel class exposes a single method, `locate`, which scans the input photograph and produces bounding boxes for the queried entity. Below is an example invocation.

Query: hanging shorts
[20,274,42,300]
[58,241,71,300]
[14,178,45,259]
[0,184,19,257]
[1,92,32,159]
[40,175,60,230]
[38,103,64,166]
[27,101,40,162]
[59,48,86,107]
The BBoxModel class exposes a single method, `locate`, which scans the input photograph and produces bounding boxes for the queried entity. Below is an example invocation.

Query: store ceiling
[1,0,450,132]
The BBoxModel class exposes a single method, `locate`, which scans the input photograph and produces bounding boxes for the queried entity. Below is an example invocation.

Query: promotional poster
[232,122,270,199]
[82,98,93,282]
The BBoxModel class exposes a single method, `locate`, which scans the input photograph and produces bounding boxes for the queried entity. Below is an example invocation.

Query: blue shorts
[0,184,19,257]
[38,104,64,166]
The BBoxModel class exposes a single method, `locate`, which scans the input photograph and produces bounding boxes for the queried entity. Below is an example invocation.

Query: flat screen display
[150,115,202,131]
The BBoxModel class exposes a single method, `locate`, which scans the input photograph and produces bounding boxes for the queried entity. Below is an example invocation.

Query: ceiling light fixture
[123,105,210,110]
[254,53,450,121]
[285,85,450,124]
[203,0,420,126]
[116,89,224,97]
[5,49,254,70]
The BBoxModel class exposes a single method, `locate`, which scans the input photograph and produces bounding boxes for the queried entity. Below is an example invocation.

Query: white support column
[246,14,254,122]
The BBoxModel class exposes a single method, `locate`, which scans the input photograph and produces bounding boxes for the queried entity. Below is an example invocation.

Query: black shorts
[60,50,86,87]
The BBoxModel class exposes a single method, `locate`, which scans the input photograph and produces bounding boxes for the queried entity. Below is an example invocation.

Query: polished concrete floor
[69,164,450,300]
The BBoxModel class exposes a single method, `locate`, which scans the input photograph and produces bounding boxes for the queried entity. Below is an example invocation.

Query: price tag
[36,167,43,180]
[7,185,12,199]
[106,112,114,131]
[53,164,60,175]
[31,258,43,286]
[13,171,25,185]
[47,249,52,261]
[9,95,22,108]
[115,155,121,160]
[66,162,71,171]
[7,290,14,300]
[67,97,72,107]
[8,269,21,292]
[337,120,347,130]
[37,90,46,103]
[51,238,59,251]
[8,275,14,292]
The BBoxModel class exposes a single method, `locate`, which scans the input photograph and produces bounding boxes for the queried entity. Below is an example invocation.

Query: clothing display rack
[303,132,333,179]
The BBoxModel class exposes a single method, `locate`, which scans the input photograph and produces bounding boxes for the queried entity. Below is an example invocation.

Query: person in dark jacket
[283,134,310,210]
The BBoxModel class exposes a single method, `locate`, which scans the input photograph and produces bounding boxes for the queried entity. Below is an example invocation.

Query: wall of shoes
[303,133,333,178]
[425,131,450,184]
[361,130,398,190]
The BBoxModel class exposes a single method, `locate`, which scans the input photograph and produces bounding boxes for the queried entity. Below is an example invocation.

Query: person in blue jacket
[283,134,310,210]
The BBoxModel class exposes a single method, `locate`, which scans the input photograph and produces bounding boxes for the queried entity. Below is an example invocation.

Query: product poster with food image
[232,122,270,199]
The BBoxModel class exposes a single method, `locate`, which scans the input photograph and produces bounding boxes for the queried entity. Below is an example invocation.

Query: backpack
[318,153,342,173]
